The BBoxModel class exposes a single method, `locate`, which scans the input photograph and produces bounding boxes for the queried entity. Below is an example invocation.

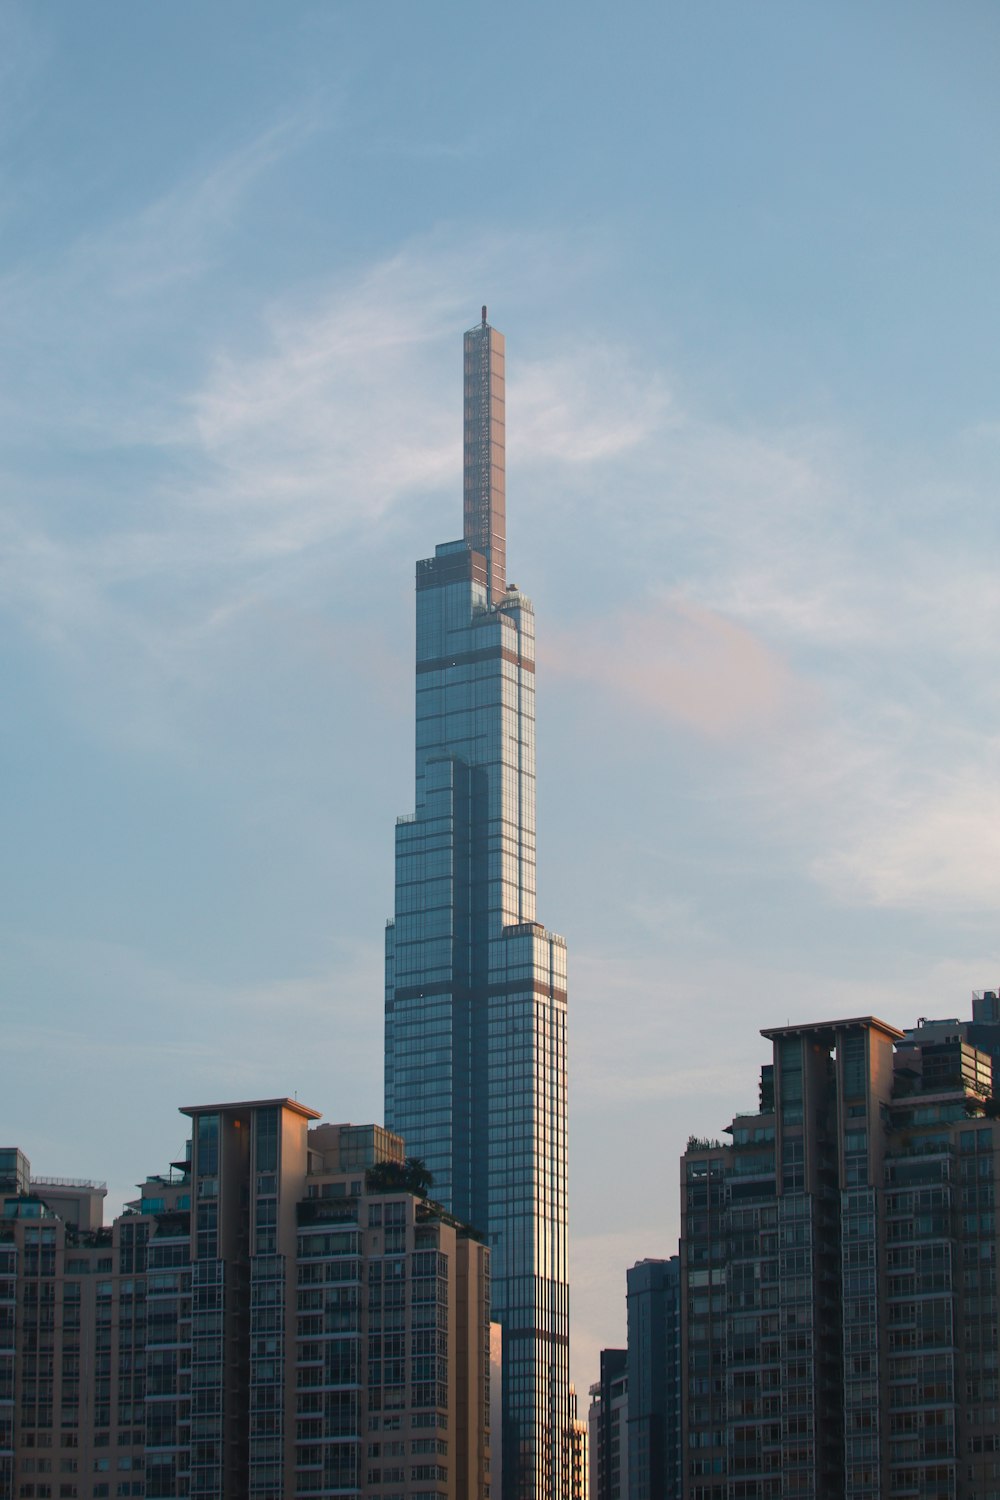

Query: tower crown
[463,310,506,604]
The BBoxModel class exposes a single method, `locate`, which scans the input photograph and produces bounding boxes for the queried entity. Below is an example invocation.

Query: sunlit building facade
[1,1105,492,1500]
[385,311,570,1500]
[562,1386,589,1500]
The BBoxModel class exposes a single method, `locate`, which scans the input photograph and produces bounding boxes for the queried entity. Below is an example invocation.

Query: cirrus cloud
[544,594,810,739]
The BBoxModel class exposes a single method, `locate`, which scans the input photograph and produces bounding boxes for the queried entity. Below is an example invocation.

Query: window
[842,1033,867,1099]
[255,1109,278,1173]
[196,1114,219,1176]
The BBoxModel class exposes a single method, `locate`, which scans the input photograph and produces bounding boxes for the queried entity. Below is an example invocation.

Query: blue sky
[2,1,999,1386]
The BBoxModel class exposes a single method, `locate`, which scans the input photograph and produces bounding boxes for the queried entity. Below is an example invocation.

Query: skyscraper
[385,310,569,1500]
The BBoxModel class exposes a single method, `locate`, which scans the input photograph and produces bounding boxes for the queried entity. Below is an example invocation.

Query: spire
[463,310,506,604]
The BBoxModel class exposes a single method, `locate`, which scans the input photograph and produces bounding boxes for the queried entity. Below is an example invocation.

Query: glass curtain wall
[385,315,569,1500]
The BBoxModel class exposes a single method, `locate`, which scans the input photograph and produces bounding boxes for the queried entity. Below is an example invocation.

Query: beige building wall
[1,1105,492,1500]
[304,1143,492,1498]
[0,1163,155,1500]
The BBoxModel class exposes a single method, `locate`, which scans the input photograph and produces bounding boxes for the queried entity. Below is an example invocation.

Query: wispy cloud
[180,250,469,546]
[92,111,323,303]
[0,216,679,752]
[527,376,1000,918]
[815,764,1000,912]
[512,347,671,464]
[0,105,320,446]
[181,240,671,554]
[546,595,809,738]
[2,118,998,929]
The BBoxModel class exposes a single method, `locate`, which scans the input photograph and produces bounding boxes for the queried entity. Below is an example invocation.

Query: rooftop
[179,1097,322,1122]
[760,1015,906,1043]
[32,1176,107,1193]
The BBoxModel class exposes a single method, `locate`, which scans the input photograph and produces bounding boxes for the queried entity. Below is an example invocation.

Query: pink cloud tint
[544,596,805,739]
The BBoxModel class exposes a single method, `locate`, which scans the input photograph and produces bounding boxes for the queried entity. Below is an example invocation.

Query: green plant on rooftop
[365,1156,434,1198]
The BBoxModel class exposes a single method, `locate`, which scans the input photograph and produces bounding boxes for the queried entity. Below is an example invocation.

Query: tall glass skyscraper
[385,311,569,1500]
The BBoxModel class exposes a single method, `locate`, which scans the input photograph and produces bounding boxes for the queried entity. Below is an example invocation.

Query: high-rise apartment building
[680,995,1000,1500]
[0,1152,144,1500]
[625,1258,681,1500]
[1,1103,491,1500]
[384,311,569,1500]
[588,1351,627,1500]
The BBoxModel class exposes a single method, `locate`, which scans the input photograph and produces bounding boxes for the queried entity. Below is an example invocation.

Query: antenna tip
[482,304,487,326]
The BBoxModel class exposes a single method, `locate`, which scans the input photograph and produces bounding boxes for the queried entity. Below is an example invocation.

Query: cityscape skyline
[3,2,999,1398]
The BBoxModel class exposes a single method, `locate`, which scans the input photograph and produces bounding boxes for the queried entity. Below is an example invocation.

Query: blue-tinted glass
[385,318,568,1499]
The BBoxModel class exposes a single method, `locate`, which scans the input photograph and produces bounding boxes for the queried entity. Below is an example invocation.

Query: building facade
[0,1153,144,1500]
[625,1258,680,1500]
[562,1387,588,1500]
[587,1351,627,1500]
[680,995,1000,1500]
[1,1103,491,1500]
[384,312,569,1500]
